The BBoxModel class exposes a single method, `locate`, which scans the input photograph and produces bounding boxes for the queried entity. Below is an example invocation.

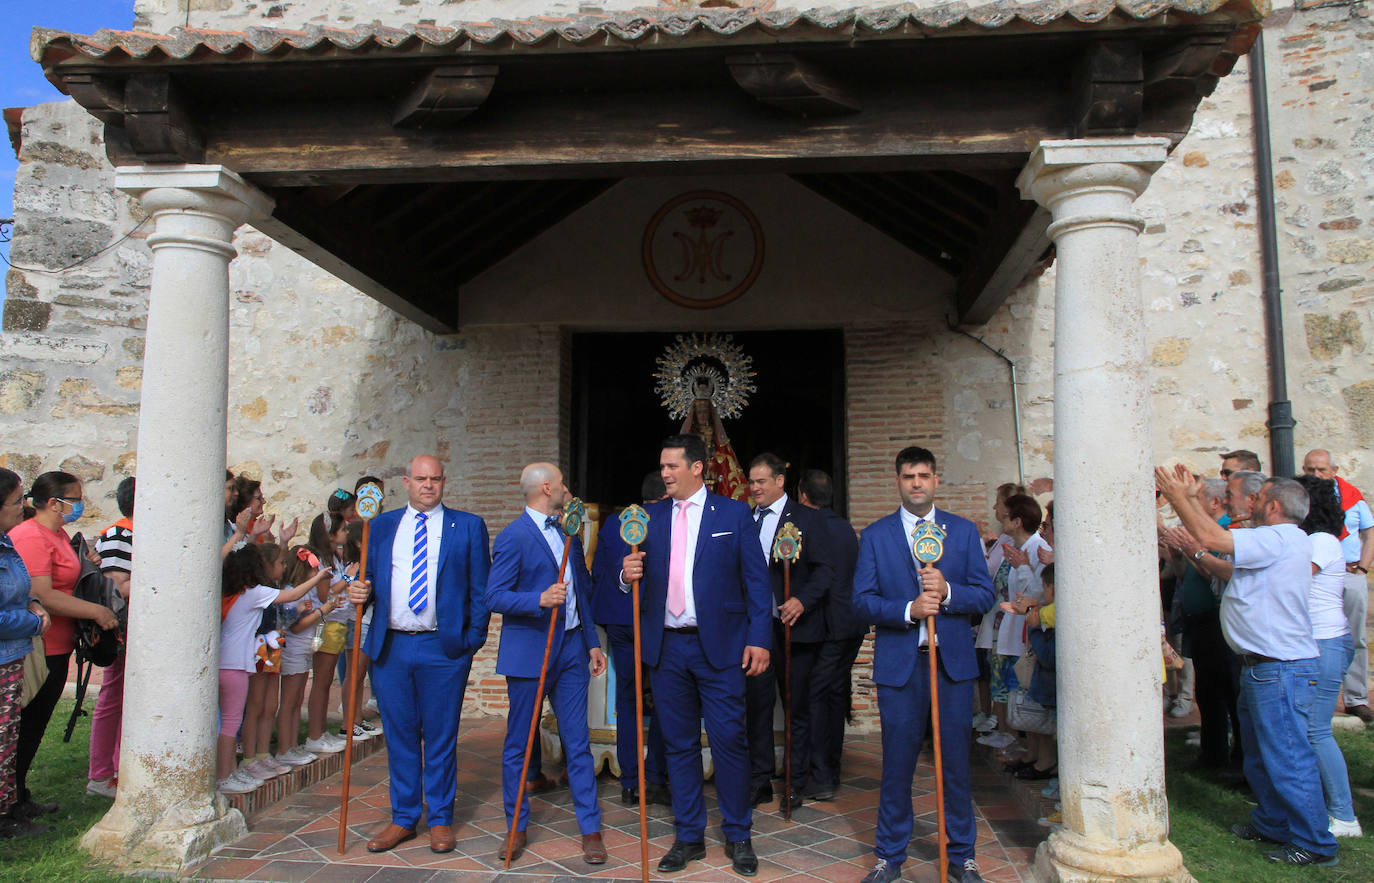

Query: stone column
[80,166,273,871]
[1016,139,1190,882]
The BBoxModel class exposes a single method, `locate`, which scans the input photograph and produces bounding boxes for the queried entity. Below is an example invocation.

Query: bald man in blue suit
[853,447,995,883]
[621,433,773,877]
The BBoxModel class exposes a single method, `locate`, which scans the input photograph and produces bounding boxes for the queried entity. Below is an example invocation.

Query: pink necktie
[667,500,691,617]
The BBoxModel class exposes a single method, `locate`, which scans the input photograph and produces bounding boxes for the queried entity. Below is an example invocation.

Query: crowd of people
[0,438,1366,880]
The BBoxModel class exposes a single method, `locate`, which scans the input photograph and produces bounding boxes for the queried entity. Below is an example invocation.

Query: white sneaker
[86,778,117,798]
[304,735,344,755]
[358,719,383,737]
[973,713,998,733]
[261,755,293,776]
[277,746,317,767]
[325,732,348,750]
[218,775,256,794]
[1330,816,1363,838]
[1167,698,1192,718]
[241,758,280,781]
[363,698,380,716]
[340,724,374,742]
[229,767,264,789]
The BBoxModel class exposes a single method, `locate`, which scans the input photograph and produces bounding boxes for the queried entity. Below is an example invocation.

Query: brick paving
[190,717,1039,882]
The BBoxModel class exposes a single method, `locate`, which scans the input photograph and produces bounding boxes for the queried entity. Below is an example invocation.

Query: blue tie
[409,511,428,615]
[545,514,560,532]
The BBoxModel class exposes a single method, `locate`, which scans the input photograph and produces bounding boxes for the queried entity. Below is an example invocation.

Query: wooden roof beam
[726,53,861,117]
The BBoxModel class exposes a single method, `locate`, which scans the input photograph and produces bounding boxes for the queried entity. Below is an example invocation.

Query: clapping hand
[1037,546,1054,566]
[1002,543,1030,568]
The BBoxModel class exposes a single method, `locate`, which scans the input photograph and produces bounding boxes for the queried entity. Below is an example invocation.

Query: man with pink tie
[621,433,773,876]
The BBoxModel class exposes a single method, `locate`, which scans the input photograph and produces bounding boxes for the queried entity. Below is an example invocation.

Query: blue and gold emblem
[355,482,384,521]
[772,522,802,564]
[911,521,945,565]
[562,498,585,537]
[619,504,649,547]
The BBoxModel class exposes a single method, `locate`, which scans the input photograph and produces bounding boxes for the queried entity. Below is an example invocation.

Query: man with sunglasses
[1219,450,1262,480]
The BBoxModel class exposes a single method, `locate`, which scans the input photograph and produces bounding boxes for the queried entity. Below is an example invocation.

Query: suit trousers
[502,627,602,834]
[874,659,976,866]
[811,635,864,790]
[746,619,824,792]
[371,631,472,829]
[652,629,752,842]
[1185,609,1242,769]
[604,624,667,790]
[1341,571,1369,708]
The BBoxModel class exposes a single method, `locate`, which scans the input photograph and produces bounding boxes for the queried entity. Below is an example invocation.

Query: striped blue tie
[409,511,428,615]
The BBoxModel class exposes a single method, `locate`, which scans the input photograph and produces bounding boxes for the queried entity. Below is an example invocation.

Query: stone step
[227,735,386,819]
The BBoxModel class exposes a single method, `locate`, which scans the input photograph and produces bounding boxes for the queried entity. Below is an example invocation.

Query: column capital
[115,163,274,221]
[1017,137,1169,207]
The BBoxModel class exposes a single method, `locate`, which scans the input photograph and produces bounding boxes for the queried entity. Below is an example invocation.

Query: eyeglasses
[55,496,82,503]
[1219,469,1234,478]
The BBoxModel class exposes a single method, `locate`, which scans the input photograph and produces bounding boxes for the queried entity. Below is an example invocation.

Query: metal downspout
[1249,30,1296,476]
[950,322,1026,487]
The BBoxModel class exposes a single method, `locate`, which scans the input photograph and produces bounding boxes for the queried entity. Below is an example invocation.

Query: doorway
[570,330,847,515]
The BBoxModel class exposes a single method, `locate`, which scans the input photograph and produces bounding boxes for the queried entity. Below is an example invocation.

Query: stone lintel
[1016,137,1170,201]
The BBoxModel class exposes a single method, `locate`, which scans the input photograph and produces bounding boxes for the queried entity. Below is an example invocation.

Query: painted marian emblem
[912,521,945,565]
[642,190,765,310]
[355,482,384,521]
[772,522,802,564]
[561,498,586,537]
[619,504,649,547]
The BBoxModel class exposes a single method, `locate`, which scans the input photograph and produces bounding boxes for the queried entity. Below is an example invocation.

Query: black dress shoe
[646,782,673,806]
[0,814,53,838]
[657,839,706,872]
[778,790,803,812]
[750,784,772,807]
[724,838,758,876]
[806,786,835,801]
[13,800,58,821]
[860,858,902,883]
[949,859,985,882]
[621,786,638,805]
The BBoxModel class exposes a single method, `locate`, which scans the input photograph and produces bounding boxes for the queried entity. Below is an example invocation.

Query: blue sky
[2,0,134,263]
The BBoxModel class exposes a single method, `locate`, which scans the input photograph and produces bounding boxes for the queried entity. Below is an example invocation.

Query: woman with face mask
[8,471,118,821]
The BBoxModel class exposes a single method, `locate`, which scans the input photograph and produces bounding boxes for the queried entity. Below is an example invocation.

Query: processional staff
[913,520,949,883]
[339,481,384,854]
[619,503,652,883]
[771,521,803,822]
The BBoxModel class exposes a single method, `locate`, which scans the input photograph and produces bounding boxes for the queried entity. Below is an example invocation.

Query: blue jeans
[1310,635,1356,822]
[1237,658,1338,856]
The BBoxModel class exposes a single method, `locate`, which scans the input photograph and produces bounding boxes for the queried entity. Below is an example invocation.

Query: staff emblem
[619,504,649,547]
[561,498,585,537]
[912,521,945,565]
[772,522,802,564]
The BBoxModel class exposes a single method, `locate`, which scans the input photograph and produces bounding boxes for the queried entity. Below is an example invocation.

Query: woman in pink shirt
[9,472,118,820]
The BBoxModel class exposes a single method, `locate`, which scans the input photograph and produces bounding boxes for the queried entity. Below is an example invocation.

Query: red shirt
[8,518,81,655]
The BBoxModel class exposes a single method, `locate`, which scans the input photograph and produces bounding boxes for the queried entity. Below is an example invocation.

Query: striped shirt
[97,518,134,573]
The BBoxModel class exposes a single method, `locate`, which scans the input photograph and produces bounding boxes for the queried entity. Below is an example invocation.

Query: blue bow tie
[545,514,560,532]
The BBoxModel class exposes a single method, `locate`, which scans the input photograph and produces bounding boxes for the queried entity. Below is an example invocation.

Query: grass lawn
[1166,726,1373,882]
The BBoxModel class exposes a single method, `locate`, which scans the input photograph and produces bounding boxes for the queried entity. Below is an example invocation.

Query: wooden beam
[206,79,1061,185]
[1072,41,1143,137]
[954,201,1052,326]
[392,65,498,129]
[726,53,861,117]
[123,74,205,163]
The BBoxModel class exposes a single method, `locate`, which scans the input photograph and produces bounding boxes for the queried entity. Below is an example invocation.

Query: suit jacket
[818,507,867,641]
[363,505,492,661]
[638,491,773,670]
[590,514,632,627]
[853,507,994,686]
[486,512,601,678]
[756,497,834,644]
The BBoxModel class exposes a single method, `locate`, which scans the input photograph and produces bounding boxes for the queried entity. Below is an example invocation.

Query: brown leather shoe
[526,773,558,793]
[499,829,527,863]
[366,823,416,853]
[429,824,455,854]
[582,831,607,865]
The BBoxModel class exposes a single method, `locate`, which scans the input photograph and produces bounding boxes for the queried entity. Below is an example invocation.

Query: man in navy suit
[621,433,773,877]
[589,471,670,806]
[744,452,834,811]
[346,454,491,855]
[486,462,608,865]
[798,468,865,801]
[853,447,995,883]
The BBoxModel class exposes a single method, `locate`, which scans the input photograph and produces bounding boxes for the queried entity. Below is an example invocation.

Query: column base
[80,792,246,872]
[1033,829,1193,883]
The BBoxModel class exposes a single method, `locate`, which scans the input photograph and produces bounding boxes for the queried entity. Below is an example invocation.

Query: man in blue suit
[853,447,995,883]
[621,433,773,877]
[589,471,669,807]
[346,454,491,855]
[486,462,608,865]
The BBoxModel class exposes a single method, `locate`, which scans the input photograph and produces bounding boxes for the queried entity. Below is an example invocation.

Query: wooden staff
[339,482,384,854]
[781,556,793,821]
[619,503,651,883]
[504,499,583,869]
[912,521,949,883]
[771,522,802,823]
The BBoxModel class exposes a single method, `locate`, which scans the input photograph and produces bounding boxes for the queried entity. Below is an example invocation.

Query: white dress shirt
[899,506,953,647]
[389,503,442,631]
[665,485,709,628]
[527,506,579,631]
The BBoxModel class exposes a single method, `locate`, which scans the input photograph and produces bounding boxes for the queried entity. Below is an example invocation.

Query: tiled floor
[191,717,1038,882]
